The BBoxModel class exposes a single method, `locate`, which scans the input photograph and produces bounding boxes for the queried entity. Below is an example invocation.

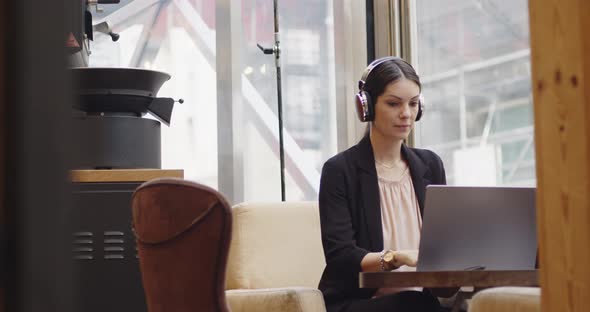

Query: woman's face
[371,78,421,141]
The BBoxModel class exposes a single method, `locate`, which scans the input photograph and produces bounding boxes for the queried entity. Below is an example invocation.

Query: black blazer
[317,135,446,312]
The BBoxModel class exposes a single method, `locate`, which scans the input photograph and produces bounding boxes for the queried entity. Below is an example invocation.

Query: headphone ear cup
[355,91,373,122]
[355,92,367,122]
[415,99,423,121]
[364,91,374,121]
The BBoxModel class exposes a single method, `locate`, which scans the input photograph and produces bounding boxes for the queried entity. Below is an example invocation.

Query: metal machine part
[68,2,183,170]
[92,21,119,41]
[73,116,161,169]
[71,67,179,125]
[67,0,121,67]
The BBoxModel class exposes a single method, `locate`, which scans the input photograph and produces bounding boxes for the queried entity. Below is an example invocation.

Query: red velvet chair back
[132,178,232,312]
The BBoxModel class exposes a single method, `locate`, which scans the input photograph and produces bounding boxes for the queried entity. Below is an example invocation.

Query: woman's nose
[399,104,411,118]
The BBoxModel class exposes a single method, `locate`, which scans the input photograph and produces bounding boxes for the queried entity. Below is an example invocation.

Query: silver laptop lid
[416,185,537,271]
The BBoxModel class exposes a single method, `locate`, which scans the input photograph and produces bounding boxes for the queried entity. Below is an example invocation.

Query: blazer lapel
[401,144,431,216]
[355,136,383,251]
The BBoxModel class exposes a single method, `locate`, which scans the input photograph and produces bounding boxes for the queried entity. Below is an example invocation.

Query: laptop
[416,185,537,272]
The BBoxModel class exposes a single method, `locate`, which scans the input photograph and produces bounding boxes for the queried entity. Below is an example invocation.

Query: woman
[318,57,447,312]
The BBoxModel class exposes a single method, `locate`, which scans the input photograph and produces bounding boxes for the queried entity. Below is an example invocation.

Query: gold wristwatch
[380,250,397,271]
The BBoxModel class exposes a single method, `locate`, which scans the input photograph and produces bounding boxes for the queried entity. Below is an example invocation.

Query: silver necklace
[375,159,405,170]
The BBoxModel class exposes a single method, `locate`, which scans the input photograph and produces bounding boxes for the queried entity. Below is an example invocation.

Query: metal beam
[242,77,320,197]
[216,0,244,203]
[173,0,215,67]
[128,2,168,68]
[421,49,531,84]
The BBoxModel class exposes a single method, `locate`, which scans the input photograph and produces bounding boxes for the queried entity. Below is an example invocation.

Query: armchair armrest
[226,287,326,312]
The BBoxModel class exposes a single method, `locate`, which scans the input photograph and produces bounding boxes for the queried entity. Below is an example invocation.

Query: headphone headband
[358,56,401,91]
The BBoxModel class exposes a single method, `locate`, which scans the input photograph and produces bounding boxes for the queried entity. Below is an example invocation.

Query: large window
[413,0,534,186]
[89,0,357,203]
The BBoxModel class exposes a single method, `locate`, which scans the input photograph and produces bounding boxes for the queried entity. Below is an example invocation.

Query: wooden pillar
[0,0,5,309]
[529,0,590,311]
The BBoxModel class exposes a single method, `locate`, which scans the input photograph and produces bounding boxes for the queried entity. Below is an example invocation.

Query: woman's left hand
[393,249,419,267]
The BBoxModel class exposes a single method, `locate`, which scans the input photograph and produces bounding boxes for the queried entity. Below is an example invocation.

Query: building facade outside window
[413,0,535,186]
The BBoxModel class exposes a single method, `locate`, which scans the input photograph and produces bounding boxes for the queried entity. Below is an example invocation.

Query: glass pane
[239,0,336,201]
[90,0,219,188]
[414,0,535,186]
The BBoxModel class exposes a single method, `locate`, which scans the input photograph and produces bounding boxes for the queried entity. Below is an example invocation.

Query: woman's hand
[361,249,419,272]
[393,249,419,267]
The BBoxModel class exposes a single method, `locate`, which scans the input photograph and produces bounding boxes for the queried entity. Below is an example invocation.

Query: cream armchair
[225,201,327,312]
[469,287,540,312]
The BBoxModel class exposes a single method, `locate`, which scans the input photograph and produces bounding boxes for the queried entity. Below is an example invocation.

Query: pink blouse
[374,169,423,297]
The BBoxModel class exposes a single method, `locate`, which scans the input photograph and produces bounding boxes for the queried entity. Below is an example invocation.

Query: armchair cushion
[469,287,540,312]
[226,201,325,290]
[226,287,326,312]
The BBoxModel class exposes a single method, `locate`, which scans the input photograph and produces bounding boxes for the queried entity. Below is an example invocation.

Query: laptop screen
[416,185,537,272]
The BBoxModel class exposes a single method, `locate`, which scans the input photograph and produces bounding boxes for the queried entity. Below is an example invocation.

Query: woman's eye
[410,101,419,107]
[387,102,399,107]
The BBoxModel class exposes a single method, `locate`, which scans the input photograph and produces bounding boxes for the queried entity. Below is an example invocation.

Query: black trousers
[342,290,441,312]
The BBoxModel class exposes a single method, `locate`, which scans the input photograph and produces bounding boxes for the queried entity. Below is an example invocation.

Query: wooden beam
[529,0,590,311]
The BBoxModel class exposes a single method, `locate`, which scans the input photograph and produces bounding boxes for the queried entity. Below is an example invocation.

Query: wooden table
[70,169,184,183]
[360,270,538,312]
[360,270,538,288]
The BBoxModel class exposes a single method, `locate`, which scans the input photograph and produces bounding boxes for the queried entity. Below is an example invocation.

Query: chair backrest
[132,178,232,312]
[225,201,325,289]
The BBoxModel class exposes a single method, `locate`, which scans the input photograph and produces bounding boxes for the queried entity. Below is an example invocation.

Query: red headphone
[355,56,424,122]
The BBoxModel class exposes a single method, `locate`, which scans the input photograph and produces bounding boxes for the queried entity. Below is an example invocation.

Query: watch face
[383,251,395,262]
